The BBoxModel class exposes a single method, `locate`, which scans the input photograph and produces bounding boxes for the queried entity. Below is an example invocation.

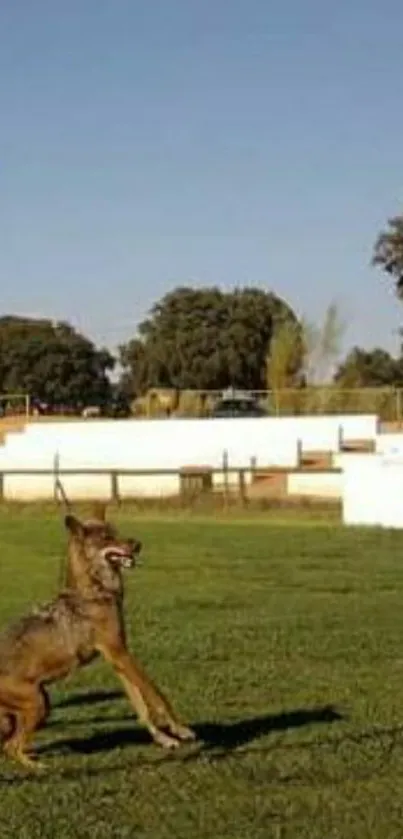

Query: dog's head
[64,507,142,573]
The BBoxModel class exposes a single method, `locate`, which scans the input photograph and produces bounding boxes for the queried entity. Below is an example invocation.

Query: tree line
[1,215,403,413]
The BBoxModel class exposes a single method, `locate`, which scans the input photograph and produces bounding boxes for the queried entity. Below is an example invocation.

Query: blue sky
[1,0,403,358]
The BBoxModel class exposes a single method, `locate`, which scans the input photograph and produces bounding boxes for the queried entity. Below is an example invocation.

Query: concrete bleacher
[340,431,403,527]
[375,433,403,456]
[0,413,380,501]
[0,417,299,500]
[342,454,403,528]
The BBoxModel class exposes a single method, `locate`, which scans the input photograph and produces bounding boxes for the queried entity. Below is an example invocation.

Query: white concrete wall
[114,474,181,499]
[3,473,182,501]
[2,414,378,460]
[3,474,56,501]
[342,454,403,528]
[375,433,403,456]
[339,414,379,441]
[333,452,373,470]
[287,472,343,499]
[4,474,111,501]
[342,430,403,528]
[0,418,301,471]
[272,414,377,450]
[0,414,379,501]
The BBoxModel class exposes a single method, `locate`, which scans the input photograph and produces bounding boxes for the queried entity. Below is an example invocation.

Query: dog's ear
[64,514,85,539]
[92,502,106,522]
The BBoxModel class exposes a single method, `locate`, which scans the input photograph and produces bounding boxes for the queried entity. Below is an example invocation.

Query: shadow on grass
[196,705,343,752]
[55,689,124,709]
[38,704,343,758]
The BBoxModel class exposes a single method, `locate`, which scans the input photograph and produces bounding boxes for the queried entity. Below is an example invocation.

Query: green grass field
[1,506,403,838]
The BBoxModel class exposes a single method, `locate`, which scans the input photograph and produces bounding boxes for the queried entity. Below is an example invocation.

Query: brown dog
[0,512,195,770]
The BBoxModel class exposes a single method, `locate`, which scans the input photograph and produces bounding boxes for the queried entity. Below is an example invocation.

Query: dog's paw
[5,747,47,772]
[153,730,181,750]
[172,724,197,742]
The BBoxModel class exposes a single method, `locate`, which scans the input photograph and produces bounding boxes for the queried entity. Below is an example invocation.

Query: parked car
[210,389,269,418]
[106,394,132,418]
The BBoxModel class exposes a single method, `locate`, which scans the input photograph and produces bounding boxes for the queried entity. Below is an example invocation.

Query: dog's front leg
[119,651,196,743]
[97,644,195,748]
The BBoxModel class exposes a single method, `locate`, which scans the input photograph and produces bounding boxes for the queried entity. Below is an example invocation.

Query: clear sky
[1,0,403,358]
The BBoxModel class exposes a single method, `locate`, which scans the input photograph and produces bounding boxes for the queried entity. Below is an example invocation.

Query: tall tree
[266,320,303,390]
[267,302,345,389]
[119,286,300,395]
[373,215,403,298]
[0,317,114,408]
[334,346,403,387]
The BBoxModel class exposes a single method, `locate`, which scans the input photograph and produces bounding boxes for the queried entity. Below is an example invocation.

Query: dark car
[210,390,269,418]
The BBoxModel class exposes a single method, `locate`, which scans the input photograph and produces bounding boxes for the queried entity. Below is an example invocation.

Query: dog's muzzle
[102,540,142,568]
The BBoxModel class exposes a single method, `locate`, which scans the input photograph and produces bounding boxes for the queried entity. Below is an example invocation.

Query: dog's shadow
[56,689,123,710]
[40,689,343,757]
[196,704,343,751]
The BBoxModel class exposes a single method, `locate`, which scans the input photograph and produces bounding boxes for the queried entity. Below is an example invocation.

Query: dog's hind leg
[37,686,50,729]
[0,708,14,742]
[1,683,49,770]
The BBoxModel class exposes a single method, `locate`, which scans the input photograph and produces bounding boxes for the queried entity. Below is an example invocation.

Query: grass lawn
[1,506,403,837]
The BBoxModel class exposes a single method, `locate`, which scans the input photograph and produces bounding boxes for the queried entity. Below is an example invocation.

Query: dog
[63,505,195,741]
[0,512,195,770]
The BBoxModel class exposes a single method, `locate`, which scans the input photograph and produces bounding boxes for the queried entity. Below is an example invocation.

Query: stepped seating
[0,414,379,501]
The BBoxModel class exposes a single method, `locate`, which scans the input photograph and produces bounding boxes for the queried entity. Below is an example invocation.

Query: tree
[373,215,403,298]
[0,316,115,408]
[119,286,300,395]
[266,320,303,390]
[118,339,148,397]
[334,347,403,387]
[267,302,345,389]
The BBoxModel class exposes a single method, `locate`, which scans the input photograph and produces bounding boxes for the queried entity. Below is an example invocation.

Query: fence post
[238,469,247,506]
[250,456,257,483]
[110,471,119,505]
[296,439,302,467]
[397,389,402,427]
[0,472,4,501]
[53,452,60,503]
[222,450,229,505]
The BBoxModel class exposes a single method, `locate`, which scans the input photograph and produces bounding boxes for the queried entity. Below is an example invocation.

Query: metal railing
[2,388,403,423]
[134,388,403,422]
